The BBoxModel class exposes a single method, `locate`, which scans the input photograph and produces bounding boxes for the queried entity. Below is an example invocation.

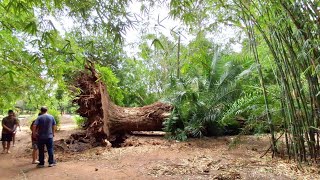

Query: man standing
[32,107,56,167]
[1,110,19,154]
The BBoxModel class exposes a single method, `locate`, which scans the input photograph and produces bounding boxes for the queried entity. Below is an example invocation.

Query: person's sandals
[6,151,11,154]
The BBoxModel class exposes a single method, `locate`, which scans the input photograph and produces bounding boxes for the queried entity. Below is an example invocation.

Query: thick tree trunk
[70,62,172,147]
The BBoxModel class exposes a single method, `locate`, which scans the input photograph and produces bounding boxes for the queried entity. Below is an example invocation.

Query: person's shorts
[32,141,38,150]
[1,133,13,142]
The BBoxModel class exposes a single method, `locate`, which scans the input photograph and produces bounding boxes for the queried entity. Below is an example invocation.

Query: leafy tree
[0,0,135,109]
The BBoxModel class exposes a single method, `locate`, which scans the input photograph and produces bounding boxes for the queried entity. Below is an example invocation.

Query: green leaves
[164,47,248,139]
[2,70,15,82]
[24,20,38,35]
[151,38,164,50]
[3,0,32,15]
[169,0,197,24]
[97,65,124,105]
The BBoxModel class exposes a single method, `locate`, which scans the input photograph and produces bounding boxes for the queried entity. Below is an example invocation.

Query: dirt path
[0,115,319,180]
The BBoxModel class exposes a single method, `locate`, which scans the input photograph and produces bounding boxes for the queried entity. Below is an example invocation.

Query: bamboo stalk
[231,0,320,163]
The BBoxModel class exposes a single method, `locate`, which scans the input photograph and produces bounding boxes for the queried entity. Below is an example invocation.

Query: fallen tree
[60,62,172,150]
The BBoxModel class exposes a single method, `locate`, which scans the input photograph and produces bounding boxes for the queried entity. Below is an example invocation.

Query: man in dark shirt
[1,110,19,154]
[32,106,56,167]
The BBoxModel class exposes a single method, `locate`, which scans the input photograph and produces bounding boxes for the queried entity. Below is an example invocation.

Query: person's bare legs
[6,141,11,153]
[2,141,6,153]
[32,149,39,163]
[12,134,15,147]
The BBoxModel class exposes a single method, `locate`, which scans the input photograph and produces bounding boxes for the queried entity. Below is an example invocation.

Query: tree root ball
[63,62,172,149]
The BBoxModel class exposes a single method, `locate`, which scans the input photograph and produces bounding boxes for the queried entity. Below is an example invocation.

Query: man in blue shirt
[32,106,56,167]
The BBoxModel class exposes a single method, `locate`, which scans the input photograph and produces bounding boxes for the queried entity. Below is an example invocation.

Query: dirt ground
[0,115,319,180]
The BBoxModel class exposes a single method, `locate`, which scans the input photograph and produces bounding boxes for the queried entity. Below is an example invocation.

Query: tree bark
[71,62,172,146]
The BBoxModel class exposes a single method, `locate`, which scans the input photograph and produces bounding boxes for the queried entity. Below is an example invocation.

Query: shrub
[27,109,61,129]
[162,58,251,140]
[48,109,61,127]
[73,115,86,128]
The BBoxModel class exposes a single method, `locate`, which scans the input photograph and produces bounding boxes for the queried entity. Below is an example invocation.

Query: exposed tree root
[56,62,172,151]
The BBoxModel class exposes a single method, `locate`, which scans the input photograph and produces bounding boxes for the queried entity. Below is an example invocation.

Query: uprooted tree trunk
[61,63,172,150]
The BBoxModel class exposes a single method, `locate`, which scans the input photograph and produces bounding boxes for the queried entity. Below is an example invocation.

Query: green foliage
[0,0,132,112]
[27,113,39,128]
[97,65,124,105]
[55,85,73,114]
[73,115,86,129]
[27,111,62,129]
[117,57,159,107]
[48,109,61,127]
[162,37,282,140]
[163,49,250,140]
[220,93,262,125]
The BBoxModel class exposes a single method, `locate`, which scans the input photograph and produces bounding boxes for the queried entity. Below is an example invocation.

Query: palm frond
[236,63,258,80]
[220,93,262,125]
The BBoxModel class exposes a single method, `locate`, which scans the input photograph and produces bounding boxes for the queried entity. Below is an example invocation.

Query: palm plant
[163,51,261,140]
